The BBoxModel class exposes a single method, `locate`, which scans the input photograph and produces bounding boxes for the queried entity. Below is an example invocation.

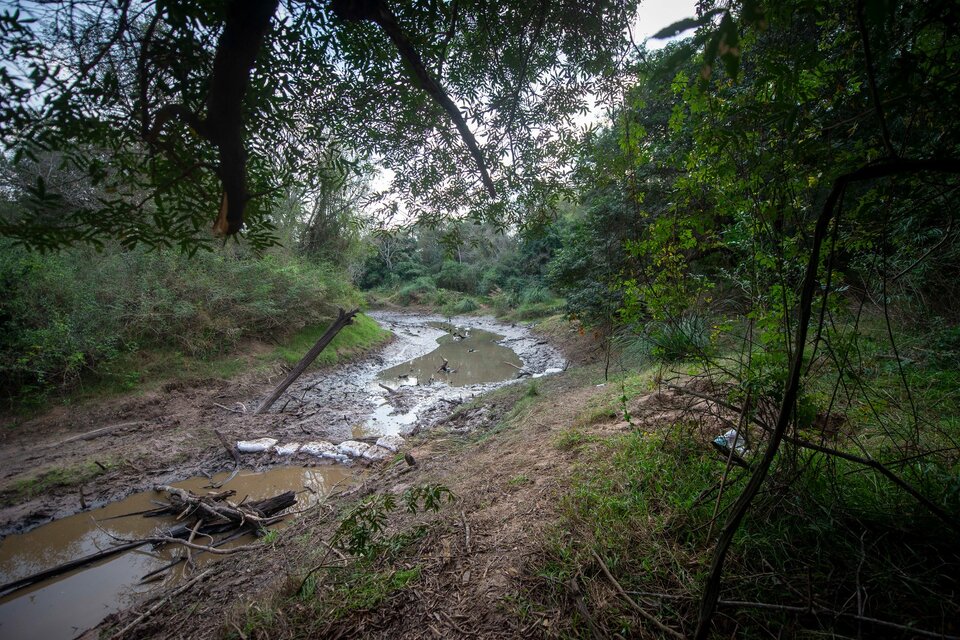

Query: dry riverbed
[0,311,573,640]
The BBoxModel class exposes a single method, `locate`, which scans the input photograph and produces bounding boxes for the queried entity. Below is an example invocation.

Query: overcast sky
[371,0,700,208]
[632,0,699,48]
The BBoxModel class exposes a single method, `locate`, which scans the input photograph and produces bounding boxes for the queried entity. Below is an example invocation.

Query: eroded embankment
[0,312,562,539]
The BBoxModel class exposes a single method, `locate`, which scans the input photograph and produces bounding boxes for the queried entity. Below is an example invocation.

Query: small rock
[375,434,405,452]
[337,440,370,458]
[236,438,278,453]
[274,442,301,456]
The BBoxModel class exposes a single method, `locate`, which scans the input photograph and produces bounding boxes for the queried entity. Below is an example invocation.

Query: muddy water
[0,465,352,640]
[379,324,522,387]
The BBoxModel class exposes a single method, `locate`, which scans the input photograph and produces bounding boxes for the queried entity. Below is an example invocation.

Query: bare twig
[110,569,212,639]
[591,549,686,639]
[213,402,244,414]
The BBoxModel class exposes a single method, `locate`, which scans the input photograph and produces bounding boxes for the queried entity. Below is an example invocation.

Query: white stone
[337,440,370,458]
[362,445,391,461]
[236,438,278,453]
[375,434,405,452]
[301,441,336,456]
[274,442,301,456]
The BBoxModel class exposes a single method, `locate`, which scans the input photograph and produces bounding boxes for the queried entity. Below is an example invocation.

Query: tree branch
[693,156,960,640]
[331,0,496,198]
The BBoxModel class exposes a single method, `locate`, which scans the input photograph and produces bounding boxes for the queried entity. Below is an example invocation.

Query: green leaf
[649,17,700,40]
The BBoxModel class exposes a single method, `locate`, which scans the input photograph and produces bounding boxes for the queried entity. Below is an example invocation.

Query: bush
[395,276,437,305]
[435,260,477,294]
[644,315,711,362]
[520,285,554,305]
[451,297,479,314]
[0,242,360,402]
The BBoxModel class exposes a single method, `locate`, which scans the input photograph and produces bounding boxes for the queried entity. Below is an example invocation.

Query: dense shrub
[435,260,477,294]
[0,242,359,400]
[395,276,437,305]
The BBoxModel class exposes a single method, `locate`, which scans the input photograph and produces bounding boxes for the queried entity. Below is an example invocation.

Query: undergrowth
[228,484,454,639]
[0,241,375,410]
[529,411,960,638]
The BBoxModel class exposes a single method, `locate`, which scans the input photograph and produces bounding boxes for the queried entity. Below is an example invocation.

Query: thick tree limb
[255,308,359,414]
[207,0,280,235]
[331,0,496,197]
[141,0,279,236]
[0,540,147,597]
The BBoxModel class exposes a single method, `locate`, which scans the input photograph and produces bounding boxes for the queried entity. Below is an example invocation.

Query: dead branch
[0,540,147,597]
[45,421,147,448]
[256,308,358,414]
[378,382,398,395]
[215,429,242,466]
[141,536,262,555]
[213,402,244,414]
[591,549,686,639]
[110,569,213,639]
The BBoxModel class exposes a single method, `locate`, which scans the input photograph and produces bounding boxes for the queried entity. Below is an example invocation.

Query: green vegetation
[274,313,389,368]
[533,411,960,638]
[0,241,387,409]
[360,221,565,321]
[0,459,118,507]
[232,484,453,637]
[1,0,959,637]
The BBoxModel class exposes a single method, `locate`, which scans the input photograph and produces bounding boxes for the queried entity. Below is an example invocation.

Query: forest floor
[76,315,733,640]
[0,312,746,640]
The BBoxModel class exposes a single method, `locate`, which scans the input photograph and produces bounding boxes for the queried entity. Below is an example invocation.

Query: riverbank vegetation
[358,221,566,321]
[2,0,959,637]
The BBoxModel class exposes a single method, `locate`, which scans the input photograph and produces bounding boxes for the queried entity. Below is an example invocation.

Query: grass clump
[274,313,389,368]
[0,459,118,506]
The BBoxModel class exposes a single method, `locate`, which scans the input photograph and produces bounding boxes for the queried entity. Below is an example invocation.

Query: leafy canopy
[0,0,639,251]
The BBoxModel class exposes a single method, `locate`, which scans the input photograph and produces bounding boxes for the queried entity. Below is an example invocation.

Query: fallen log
[255,308,359,414]
[0,540,147,597]
[157,485,295,527]
[1,488,296,598]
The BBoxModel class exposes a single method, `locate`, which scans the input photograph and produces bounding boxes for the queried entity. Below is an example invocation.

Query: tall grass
[0,241,364,405]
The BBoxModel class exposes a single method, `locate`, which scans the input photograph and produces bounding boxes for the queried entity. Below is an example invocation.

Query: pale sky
[371,0,700,209]
[633,0,700,49]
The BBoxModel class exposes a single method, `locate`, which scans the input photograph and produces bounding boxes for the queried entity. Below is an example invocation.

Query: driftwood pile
[0,485,295,598]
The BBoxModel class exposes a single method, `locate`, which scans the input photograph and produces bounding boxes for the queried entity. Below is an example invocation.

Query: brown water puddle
[378,323,522,387]
[0,465,352,640]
